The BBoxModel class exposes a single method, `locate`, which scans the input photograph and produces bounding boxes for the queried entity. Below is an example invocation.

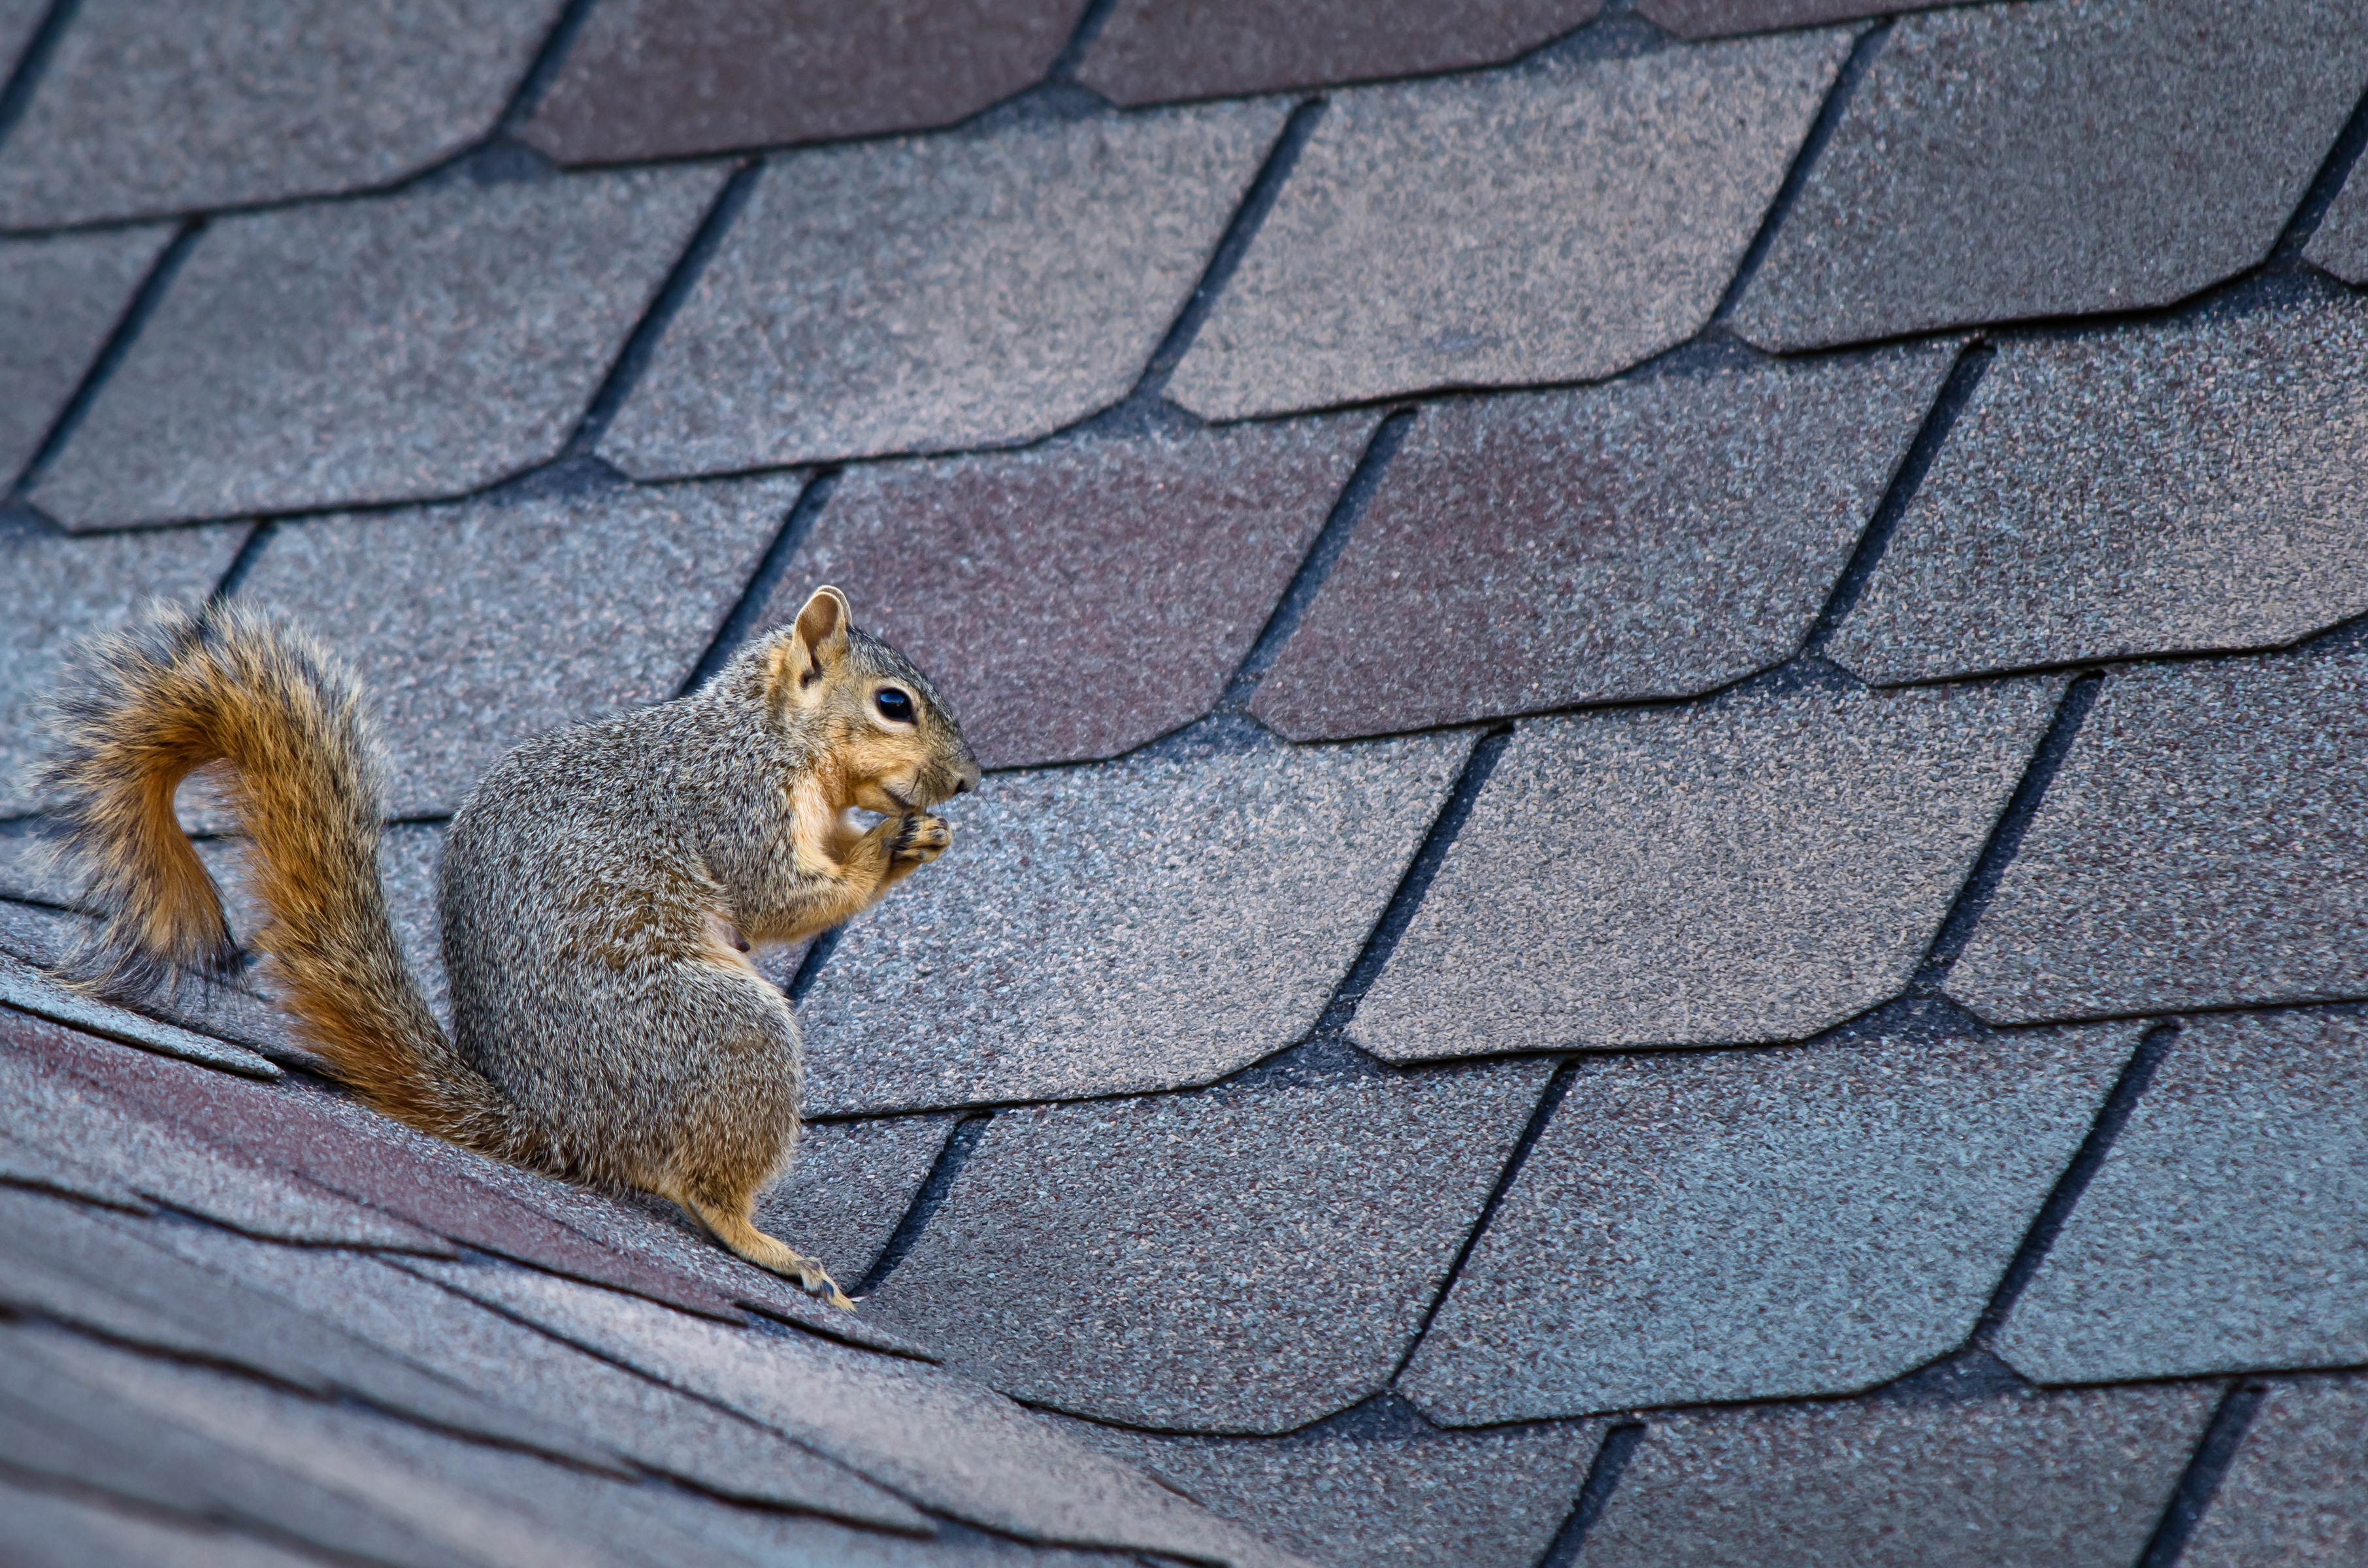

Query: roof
[4,0,2368,1563]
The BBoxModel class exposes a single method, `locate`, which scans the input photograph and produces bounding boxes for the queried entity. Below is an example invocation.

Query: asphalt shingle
[525,0,1087,165]
[1834,293,2368,685]
[1165,32,1849,421]
[1251,349,1951,740]
[761,419,1370,769]
[1948,652,2368,1024]
[799,730,1475,1113]
[1999,1012,2368,1384]
[0,0,564,229]
[1063,1401,1603,1567]
[1,1477,324,1568]
[2183,1377,2368,1568]
[231,474,791,817]
[2304,165,2368,284]
[1076,0,1603,105]
[415,1262,1303,1565]
[1732,0,2368,351]
[139,1226,929,1530]
[32,169,725,531]
[1,954,279,1080]
[1355,676,2060,1060]
[0,227,171,483]
[867,1060,1551,1432]
[602,105,1285,478]
[1575,1388,2219,1568]
[760,1116,953,1286]
[1636,1,1937,38]
[0,0,42,78]
[0,516,248,814]
[1400,1024,2131,1424]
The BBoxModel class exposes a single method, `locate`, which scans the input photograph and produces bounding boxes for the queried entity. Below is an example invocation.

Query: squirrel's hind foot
[672,1184,856,1310]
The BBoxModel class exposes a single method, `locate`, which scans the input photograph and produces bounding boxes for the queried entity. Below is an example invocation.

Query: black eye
[874,688,915,723]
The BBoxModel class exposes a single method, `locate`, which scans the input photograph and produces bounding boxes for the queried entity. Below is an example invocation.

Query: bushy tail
[42,601,529,1160]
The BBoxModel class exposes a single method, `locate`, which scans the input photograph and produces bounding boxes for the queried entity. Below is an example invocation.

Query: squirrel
[41,585,979,1309]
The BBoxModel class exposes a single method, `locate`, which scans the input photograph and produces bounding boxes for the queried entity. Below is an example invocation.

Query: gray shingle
[1400,1024,2131,1424]
[601,106,1286,478]
[761,1116,954,1286]
[32,170,725,531]
[0,227,171,483]
[524,0,1087,165]
[1834,293,2368,686]
[866,1060,1552,1433]
[2304,165,2368,284]
[137,1227,929,1530]
[410,1262,1306,1565]
[1,954,280,1079]
[0,0,42,77]
[1165,33,1850,421]
[1948,652,2368,1024]
[0,1477,325,1568]
[761,417,1371,770]
[231,476,792,817]
[1077,0,1603,106]
[798,730,1476,1113]
[1355,676,2060,1060]
[2183,1377,2368,1568]
[0,515,248,813]
[1998,1012,2368,1384]
[1575,1388,2219,1568]
[1636,0,1941,39]
[1059,1401,1604,1567]
[1732,0,2368,351]
[0,0,564,229]
[1251,349,1951,741]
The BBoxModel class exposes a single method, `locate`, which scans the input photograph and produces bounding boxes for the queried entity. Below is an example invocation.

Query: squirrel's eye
[874,688,915,723]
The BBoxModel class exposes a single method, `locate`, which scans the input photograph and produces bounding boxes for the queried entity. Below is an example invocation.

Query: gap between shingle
[2270,78,2368,265]
[850,1113,991,1298]
[497,0,604,135]
[0,0,74,154]
[11,216,201,494]
[567,161,765,457]
[678,467,837,697]
[1538,1421,1647,1567]
[1971,1021,2180,1343]
[1800,337,1992,654]
[2135,1381,2265,1568]
[1710,18,1891,325]
[1908,669,2103,993]
[1045,0,1126,86]
[209,521,274,603]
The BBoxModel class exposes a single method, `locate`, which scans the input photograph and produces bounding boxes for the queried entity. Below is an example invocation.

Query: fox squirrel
[42,586,979,1308]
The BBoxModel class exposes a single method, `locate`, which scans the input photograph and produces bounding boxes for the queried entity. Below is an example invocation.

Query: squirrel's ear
[772,585,853,695]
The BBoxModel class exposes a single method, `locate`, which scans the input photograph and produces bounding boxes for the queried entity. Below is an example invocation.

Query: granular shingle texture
[1355,676,2060,1060]
[0,227,171,484]
[602,106,1285,478]
[798,731,1474,1113]
[1062,1401,1603,1567]
[415,1262,1298,1564]
[2303,165,2368,285]
[763,419,1370,769]
[2183,1377,2368,1568]
[1636,0,1939,38]
[1999,1012,2368,1385]
[866,1061,1551,1433]
[759,1115,955,1286]
[1401,1025,2132,1424]
[1834,294,2368,685]
[1252,349,1951,740]
[525,0,1088,165]
[1166,33,1848,421]
[31,169,725,531]
[1575,1388,2220,1568]
[1948,652,2368,1024]
[232,476,794,817]
[0,516,249,815]
[0,0,564,230]
[1076,0,1603,106]
[1732,0,2368,351]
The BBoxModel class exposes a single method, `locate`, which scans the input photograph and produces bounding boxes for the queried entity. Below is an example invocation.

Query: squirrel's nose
[951,776,973,796]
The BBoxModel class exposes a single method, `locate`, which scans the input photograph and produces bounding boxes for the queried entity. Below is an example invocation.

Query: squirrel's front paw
[890,811,952,868]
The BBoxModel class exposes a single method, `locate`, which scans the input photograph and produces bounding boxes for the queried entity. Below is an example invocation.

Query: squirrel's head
[759,585,981,813]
